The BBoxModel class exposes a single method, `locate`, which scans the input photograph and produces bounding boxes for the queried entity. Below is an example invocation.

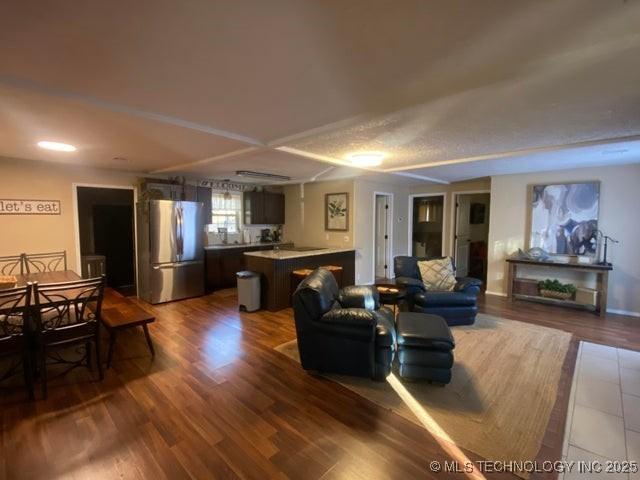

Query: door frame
[372,191,394,281]
[451,189,491,269]
[72,183,139,293]
[407,192,447,257]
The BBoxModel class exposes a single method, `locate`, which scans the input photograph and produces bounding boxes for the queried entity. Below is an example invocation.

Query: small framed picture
[325,192,349,231]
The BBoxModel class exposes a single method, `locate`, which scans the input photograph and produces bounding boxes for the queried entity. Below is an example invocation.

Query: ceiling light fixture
[235,170,291,181]
[345,151,386,167]
[37,141,77,152]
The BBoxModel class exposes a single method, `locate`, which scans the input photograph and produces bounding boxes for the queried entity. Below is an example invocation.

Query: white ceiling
[1,0,639,184]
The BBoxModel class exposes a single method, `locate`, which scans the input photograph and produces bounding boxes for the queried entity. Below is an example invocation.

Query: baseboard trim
[485,290,508,297]
[483,290,639,317]
[606,308,640,318]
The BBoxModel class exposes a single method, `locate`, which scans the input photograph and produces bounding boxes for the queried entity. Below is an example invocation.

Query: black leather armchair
[394,256,482,326]
[292,268,395,380]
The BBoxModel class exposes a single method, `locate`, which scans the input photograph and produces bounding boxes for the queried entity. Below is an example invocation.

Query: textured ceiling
[1,0,639,183]
[0,84,248,171]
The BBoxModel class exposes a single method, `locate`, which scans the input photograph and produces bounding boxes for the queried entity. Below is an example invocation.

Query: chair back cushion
[293,268,339,321]
[394,256,420,279]
[417,257,457,291]
[394,255,457,279]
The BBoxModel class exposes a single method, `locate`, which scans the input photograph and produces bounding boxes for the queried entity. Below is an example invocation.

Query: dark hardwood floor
[1,291,638,479]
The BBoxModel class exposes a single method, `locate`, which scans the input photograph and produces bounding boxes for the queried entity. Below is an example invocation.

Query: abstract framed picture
[325,192,349,231]
[529,182,599,256]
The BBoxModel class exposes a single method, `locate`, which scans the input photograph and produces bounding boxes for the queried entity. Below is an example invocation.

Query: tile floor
[562,342,640,479]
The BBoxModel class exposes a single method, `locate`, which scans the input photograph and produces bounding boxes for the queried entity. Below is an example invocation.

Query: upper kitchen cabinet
[243,191,285,225]
[264,192,285,224]
[197,186,212,224]
[244,191,264,225]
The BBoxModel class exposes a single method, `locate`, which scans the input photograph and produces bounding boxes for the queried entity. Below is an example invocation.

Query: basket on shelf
[537,279,576,301]
[0,275,17,290]
[539,289,573,300]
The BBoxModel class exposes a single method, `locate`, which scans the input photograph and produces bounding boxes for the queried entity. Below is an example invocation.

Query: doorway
[409,194,445,258]
[75,186,137,296]
[373,193,393,281]
[453,192,490,284]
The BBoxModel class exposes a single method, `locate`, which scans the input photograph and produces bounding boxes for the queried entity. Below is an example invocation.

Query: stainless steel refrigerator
[137,200,204,304]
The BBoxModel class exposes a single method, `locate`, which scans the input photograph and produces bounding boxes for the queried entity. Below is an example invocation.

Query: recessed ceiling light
[37,141,77,152]
[345,151,386,167]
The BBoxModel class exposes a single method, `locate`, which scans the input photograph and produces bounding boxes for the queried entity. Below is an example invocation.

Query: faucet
[218,227,228,244]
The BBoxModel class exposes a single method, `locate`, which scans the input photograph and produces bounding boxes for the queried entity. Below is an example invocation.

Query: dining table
[11,269,156,367]
[14,269,81,287]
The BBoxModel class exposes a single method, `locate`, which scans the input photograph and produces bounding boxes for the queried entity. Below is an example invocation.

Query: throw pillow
[417,258,457,291]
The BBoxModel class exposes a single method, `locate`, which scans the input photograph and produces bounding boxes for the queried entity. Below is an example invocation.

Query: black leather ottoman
[396,312,455,384]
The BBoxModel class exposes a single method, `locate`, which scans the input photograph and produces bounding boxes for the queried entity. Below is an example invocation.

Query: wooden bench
[101,288,155,368]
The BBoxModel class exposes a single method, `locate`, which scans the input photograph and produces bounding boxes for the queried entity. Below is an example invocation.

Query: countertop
[204,242,291,251]
[244,247,355,260]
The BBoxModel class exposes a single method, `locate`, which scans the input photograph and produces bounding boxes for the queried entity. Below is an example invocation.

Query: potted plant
[538,279,577,300]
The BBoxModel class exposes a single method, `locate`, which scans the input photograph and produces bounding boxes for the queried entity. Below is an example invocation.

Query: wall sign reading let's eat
[0,199,61,215]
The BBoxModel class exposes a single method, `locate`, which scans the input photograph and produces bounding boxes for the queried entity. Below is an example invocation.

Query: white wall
[487,163,640,316]
[353,178,409,284]
[352,177,493,284]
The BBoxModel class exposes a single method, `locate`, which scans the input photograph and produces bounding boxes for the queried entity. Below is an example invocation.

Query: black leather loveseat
[394,256,482,326]
[292,268,395,380]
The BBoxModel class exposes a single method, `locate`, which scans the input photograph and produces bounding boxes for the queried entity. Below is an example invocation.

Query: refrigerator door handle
[152,260,202,270]
[176,205,184,260]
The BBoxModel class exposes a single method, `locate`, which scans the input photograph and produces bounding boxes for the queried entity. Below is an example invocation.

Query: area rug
[275,314,571,471]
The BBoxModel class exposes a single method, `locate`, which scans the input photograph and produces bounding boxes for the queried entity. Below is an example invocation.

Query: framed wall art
[325,192,349,231]
[529,182,599,256]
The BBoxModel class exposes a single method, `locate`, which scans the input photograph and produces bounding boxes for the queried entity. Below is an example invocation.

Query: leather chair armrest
[338,285,380,310]
[395,276,426,293]
[455,277,483,294]
[319,308,376,341]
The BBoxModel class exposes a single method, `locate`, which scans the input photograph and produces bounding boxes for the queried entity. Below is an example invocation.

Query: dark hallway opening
[77,186,136,296]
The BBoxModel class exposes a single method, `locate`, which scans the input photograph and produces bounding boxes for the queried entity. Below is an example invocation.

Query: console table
[506,258,612,317]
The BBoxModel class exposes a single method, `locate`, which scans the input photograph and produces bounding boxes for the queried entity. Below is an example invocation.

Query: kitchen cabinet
[197,186,212,225]
[243,191,285,225]
[244,191,264,225]
[264,192,285,224]
[205,243,293,292]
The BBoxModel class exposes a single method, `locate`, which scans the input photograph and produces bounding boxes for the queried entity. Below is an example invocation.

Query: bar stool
[321,265,343,288]
[291,269,314,298]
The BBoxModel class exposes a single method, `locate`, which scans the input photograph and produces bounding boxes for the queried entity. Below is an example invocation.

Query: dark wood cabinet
[196,186,212,225]
[264,192,285,224]
[244,191,265,225]
[205,243,293,292]
[243,191,284,225]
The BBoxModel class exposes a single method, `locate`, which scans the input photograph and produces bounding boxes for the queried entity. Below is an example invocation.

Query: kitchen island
[244,247,356,311]
[204,242,293,293]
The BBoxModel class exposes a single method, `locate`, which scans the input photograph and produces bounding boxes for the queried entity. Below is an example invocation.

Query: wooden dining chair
[0,283,34,399]
[24,251,67,273]
[0,254,25,275]
[32,276,105,398]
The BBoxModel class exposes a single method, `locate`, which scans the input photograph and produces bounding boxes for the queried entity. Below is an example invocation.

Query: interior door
[455,195,471,277]
[375,195,389,279]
